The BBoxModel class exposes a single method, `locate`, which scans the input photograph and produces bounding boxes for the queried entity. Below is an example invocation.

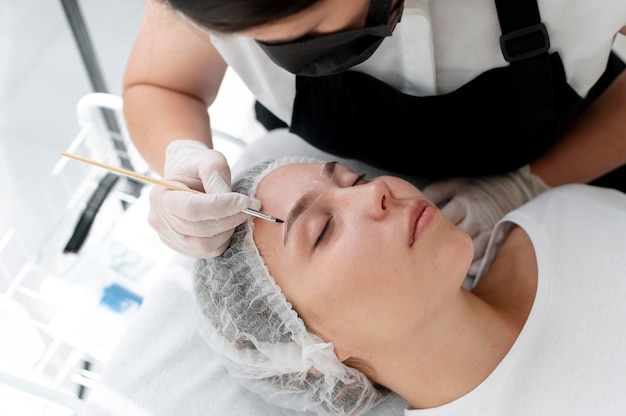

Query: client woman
[193,156,626,416]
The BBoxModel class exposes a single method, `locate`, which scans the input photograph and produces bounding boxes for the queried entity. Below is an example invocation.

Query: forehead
[254,162,346,221]
[251,163,323,249]
[256,162,327,200]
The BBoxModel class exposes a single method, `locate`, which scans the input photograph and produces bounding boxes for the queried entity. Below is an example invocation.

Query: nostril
[381,195,387,210]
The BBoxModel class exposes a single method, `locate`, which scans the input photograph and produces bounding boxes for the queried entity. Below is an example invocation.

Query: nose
[348,178,392,220]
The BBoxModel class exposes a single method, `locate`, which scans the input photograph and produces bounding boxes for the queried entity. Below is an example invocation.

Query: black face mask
[256,0,404,77]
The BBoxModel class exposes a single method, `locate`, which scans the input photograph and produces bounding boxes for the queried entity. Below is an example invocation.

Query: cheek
[324,223,404,293]
[303,257,412,347]
[310,240,393,311]
[382,176,424,199]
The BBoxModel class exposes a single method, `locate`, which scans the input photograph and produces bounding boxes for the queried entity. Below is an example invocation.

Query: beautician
[123,0,626,269]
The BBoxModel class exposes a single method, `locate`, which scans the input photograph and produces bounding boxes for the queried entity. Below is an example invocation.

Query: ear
[334,347,352,362]
[306,347,352,376]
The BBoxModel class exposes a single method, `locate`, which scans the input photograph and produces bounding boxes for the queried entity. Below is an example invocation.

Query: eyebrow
[283,162,338,246]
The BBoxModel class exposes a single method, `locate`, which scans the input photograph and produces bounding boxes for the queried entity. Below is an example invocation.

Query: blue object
[99,283,143,313]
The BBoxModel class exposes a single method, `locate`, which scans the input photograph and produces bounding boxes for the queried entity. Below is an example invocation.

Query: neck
[372,226,537,409]
[375,290,519,409]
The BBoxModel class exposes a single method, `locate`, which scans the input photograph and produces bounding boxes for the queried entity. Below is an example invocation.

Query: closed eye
[314,217,332,247]
[315,173,367,247]
[353,173,367,186]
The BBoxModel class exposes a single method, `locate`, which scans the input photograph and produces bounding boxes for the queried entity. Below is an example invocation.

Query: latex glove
[423,165,549,277]
[148,140,261,258]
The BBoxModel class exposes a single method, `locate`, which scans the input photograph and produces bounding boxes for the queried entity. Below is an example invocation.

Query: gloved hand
[148,140,261,258]
[423,165,549,277]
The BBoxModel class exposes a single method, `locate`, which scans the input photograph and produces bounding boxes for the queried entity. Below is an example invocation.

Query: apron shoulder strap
[495,0,558,131]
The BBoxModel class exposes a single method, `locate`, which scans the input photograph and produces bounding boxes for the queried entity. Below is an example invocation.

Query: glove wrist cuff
[517,165,551,197]
[164,139,215,174]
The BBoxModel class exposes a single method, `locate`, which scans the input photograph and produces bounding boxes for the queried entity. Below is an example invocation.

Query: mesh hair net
[193,156,389,415]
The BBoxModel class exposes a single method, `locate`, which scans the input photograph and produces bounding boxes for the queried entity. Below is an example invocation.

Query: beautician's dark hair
[159,0,321,33]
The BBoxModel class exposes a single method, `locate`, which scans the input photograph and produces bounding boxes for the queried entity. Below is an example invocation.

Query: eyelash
[353,173,367,185]
[314,173,367,247]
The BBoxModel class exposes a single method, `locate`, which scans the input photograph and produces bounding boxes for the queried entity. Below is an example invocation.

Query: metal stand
[60,0,144,253]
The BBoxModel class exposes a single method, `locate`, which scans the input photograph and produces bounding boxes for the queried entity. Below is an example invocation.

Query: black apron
[260,0,626,190]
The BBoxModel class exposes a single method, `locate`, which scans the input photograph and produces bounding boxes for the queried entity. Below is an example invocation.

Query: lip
[409,200,433,247]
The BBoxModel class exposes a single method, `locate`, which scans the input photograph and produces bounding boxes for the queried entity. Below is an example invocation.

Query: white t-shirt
[406,184,626,416]
[208,0,626,124]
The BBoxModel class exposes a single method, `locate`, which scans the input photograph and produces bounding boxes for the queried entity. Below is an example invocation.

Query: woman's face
[253,162,473,360]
